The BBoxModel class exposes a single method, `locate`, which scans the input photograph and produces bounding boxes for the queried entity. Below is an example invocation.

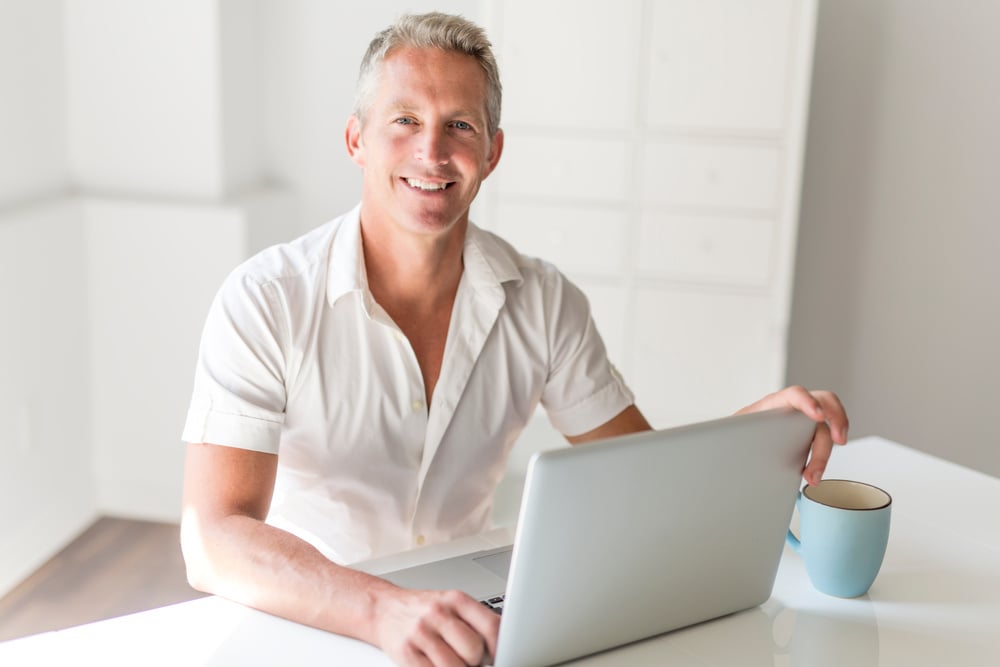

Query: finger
[803,421,833,486]
[415,592,492,667]
[433,615,488,666]
[738,385,822,420]
[436,591,498,666]
[812,390,849,444]
[399,642,435,667]
[415,626,467,667]
[450,592,500,663]
[455,592,500,656]
[782,385,826,422]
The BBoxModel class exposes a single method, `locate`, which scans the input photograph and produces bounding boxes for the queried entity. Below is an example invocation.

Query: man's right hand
[374,587,500,667]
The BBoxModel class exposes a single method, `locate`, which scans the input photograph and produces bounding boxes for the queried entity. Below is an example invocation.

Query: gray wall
[789,0,1000,475]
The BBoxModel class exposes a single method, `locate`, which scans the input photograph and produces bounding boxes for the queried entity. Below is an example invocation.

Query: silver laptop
[382,408,814,667]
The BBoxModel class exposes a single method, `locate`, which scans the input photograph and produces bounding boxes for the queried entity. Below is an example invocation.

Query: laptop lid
[494,408,813,666]
[381,408,813,666]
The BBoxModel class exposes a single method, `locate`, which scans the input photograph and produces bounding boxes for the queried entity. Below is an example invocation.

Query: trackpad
[381,549,510,600]
[474,549,513,580]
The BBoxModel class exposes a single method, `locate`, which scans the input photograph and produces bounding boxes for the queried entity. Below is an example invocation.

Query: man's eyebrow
[452,108,487,122]
[384,100,486,121]
[379,100,410,116]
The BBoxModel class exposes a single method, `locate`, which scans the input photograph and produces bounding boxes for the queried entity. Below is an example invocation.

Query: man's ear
[483,128,504,179]
[345,115,365,167]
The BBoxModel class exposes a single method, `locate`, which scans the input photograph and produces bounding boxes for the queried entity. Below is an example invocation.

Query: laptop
[382,408,814,667]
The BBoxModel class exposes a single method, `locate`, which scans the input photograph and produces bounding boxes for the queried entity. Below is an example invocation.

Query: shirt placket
[364,297,428,545]
[410,278,505,548]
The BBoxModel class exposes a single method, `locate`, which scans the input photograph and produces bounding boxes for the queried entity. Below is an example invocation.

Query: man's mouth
[404,177,453,191]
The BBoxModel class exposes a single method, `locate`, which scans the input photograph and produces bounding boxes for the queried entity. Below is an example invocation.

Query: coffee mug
[786,479,892,598]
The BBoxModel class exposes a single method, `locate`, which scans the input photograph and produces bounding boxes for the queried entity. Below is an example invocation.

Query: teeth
[406,178,449,191]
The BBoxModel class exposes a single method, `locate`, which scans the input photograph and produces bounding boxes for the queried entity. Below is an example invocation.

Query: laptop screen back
[494,408,813,667]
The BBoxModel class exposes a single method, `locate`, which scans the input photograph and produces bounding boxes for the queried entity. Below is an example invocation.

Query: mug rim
[803,478,892,511]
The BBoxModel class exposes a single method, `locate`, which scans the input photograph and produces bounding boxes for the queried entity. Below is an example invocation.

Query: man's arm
[180,442,500,667]
[565,404,652,445]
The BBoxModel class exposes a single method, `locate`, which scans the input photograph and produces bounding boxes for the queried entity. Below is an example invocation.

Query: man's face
[346,46,503,238]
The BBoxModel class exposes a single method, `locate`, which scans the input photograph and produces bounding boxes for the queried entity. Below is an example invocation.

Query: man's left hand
[737,386,848,486]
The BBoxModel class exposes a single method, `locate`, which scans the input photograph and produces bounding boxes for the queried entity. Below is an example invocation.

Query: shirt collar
[462,221,523,307]
[326,204,372,311]
[325,204,523,311]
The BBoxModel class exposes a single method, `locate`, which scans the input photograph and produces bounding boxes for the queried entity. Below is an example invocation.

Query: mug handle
[786,491,802,554]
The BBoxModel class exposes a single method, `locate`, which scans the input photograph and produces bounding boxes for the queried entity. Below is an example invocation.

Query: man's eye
[453,121,472,131]
[395,117,415,125]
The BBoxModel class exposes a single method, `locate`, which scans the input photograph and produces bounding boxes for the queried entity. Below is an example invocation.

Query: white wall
[0,0,97,597]
[0,0,298,596]
[67,2,300,524]
[0,199,97,599]
[84,198,247,520]
[0,0,67,202]
[788,0,1000,475]
[65,0,227,198]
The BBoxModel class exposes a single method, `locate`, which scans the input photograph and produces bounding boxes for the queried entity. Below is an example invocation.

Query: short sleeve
[181,269,289,453]
[539,271,635,436]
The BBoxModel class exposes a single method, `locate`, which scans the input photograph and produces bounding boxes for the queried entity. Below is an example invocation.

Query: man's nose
[416,126,450,165]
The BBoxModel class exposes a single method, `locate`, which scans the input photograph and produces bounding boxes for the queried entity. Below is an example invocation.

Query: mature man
[180,12,847,667]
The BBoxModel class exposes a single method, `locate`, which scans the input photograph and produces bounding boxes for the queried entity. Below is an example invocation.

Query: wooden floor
[0,517,206,642]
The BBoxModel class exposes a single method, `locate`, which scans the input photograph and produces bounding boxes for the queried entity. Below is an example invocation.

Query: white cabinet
[643,0,798,132]
[480,0,817,428]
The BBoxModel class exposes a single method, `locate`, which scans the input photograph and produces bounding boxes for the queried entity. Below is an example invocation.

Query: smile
[404,177,453,191]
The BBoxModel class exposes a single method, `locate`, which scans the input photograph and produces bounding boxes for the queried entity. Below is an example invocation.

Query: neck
[360,216,466,309]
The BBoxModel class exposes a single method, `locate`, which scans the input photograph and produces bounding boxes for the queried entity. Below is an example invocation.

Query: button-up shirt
[182,205,634,563]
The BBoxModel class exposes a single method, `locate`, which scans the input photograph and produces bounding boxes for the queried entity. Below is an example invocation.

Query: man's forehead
[372,48,489,119]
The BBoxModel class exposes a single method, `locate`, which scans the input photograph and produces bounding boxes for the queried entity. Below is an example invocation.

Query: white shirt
[182,205,634,563]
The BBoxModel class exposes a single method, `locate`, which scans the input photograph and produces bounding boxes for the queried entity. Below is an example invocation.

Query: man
[180,13,847,667]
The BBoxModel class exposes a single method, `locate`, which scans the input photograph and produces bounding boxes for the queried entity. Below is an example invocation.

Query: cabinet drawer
[495,136,630,202]
[629,288,783,425]
[493,202,628,276]
[641,141,781,212]
[500,1,641,130]
[644,0,797,131]
[637,212,774,286]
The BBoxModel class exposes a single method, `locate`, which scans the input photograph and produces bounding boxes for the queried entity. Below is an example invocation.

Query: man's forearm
[181,512,394,645]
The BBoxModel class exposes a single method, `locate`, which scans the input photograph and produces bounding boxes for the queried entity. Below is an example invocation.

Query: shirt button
[416,534,426,546]
[394,331,407,343]
[412,400,424,412]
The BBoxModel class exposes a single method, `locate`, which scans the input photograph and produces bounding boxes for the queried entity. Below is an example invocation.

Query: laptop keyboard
[480,594,505,614]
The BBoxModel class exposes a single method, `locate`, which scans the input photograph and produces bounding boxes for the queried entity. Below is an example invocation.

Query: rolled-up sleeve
[539,271,635,437]
[181,269,288,454]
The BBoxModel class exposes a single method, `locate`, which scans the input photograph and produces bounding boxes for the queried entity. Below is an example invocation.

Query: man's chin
[399,205,469,233]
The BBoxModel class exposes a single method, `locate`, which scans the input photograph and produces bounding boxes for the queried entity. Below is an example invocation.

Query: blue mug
[786,479,892,598]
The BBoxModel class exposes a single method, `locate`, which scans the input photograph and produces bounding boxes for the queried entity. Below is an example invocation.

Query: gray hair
[353,13,502,137]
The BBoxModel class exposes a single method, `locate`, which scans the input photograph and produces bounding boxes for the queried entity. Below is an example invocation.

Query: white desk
[2,437,998,666]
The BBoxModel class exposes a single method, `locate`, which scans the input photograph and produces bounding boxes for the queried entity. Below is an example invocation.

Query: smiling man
[179,13,847,667]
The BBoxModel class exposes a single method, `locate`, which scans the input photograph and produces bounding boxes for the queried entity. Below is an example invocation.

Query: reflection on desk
[1,437,998,666]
